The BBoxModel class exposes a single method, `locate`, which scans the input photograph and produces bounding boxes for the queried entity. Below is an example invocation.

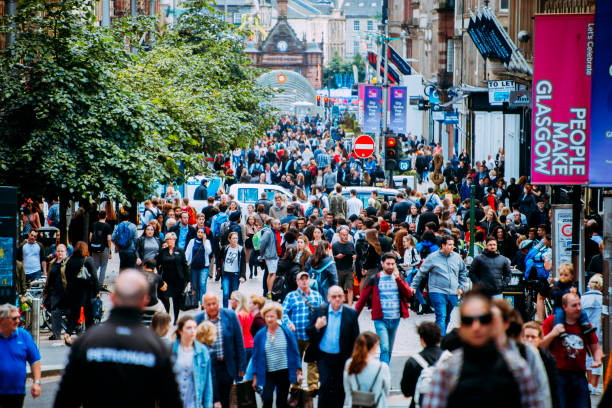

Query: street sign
[398,160,409,171]
[444,111,459,124]
[508,90,532,108]
[552,205,584,290]
[354,135,375,158]
[487,80,515,105]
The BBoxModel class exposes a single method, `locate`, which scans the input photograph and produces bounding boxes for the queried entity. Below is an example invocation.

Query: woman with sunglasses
[156,232,189,322]
[422,290,540,408]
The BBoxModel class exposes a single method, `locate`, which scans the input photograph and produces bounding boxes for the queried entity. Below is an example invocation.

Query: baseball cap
[296,271,309,279]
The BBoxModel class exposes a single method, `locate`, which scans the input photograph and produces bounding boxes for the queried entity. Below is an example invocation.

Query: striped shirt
[378,275,400,320]
[265,328,288,372]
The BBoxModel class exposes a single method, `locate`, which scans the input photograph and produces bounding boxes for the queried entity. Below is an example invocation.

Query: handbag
[350,364,382,408]
[180,283,198,311]
[229,380,257,408]
[76,260,91,281]
[287,385,313,408]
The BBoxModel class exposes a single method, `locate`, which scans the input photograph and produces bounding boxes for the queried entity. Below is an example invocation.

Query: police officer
[54,270,181,408]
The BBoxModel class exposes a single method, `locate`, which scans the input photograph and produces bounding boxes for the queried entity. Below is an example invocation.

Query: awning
[466,7,533,76]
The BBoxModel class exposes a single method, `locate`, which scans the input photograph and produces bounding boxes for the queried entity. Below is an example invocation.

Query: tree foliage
[0,0,275,205]
[322,52,365,88]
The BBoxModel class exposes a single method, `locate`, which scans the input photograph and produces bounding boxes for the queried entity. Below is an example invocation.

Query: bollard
[32,297,41,347]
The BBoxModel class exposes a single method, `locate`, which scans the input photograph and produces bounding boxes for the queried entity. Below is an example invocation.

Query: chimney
[278,0,287,19]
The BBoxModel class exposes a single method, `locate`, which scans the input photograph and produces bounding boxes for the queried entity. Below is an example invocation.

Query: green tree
[322,52,366,88]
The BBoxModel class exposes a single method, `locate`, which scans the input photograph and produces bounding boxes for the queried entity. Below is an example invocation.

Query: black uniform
[54,307,181,408]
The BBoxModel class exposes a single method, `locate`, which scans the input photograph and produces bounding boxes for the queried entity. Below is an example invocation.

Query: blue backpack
[211,213,228,238]
[115,222,132,249]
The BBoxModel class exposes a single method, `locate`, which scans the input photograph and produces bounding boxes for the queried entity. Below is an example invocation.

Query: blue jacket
[252,325,300,387]
[172,340,213,408]
[194,309,246,380]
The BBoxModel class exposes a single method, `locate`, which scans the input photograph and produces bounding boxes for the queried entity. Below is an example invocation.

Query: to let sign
[354,135,375,158]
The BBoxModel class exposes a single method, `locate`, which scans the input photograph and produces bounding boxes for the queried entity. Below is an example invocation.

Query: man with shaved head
[307,285,359,408]
[54,270,181,407]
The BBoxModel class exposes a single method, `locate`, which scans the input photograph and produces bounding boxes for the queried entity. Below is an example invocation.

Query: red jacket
[355,273,412,320]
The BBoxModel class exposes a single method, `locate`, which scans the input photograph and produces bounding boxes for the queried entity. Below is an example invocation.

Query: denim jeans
[553,306,590,327]
[222,272,241,308]
[373,318,400,364]
[406,269,425,305]
[429,292,458,335]
[92,248,109,287]
[191,267,208,304]
[25,271,42,283]
[557,371,589,408]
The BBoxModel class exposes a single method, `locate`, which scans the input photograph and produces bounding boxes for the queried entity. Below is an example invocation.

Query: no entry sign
[354,135,375,158]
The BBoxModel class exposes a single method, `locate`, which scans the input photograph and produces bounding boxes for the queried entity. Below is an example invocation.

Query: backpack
[413,351,453,408]
[114,222,132,249]
[329,193,345,216]
[90,223,107,253]
[349,363,383,408]
[271,274,288,302]
[211,213,228,238]
[252,229,263,251]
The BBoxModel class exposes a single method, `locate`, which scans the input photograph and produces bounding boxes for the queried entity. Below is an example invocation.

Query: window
[353,41,360,55]
[354,20,360,31]
[233,12,242,24]
[446,39,455,73]
[499,0,509,11]
[367,20,373,31]
[237,188,258,203]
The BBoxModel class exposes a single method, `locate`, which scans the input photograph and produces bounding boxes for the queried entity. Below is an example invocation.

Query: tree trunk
[129,199,138,226]
[81,199,90,243]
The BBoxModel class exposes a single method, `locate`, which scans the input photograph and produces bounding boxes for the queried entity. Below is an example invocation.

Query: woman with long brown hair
[304,241,337,298]
[343,331,390,408]
[295,235,312,268]
[356,229,383,292]
[64,241,99,344]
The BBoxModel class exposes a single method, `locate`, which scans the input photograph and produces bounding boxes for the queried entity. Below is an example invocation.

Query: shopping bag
[180,283,198,311]
[230,380,257,408]
[287,385,314,408]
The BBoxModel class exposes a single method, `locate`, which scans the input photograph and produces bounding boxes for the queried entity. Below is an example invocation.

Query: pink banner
[531,14,594,185]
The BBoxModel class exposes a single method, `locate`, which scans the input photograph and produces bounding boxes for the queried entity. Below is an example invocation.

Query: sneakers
[588,384,601,395]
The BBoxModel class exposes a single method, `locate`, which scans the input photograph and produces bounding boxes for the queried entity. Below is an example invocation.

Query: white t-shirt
[224,246,241,273]
[347,197,363,218]
[22,242,42,275]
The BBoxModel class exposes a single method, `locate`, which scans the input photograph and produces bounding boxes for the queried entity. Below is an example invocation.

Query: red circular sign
[561,224,572,237]
[354,135,375,158]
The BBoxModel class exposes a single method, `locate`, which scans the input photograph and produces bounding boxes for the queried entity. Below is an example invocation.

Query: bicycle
[522,278,553,322]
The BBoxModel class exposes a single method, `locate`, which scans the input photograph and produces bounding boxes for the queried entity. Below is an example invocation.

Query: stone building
[246,0,323,89]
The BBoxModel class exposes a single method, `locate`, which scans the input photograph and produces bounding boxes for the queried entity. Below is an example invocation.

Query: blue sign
[444,111,459,125]
[589,0,612,186]
[363,86,382,133]
[398,161,409,171]
[389,87,407,134]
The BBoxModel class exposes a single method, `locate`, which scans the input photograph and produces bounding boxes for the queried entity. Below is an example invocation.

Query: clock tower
[245,0,322,89]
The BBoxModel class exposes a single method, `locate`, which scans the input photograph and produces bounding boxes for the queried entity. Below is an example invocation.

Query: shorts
[265,258,278,275]
[586,354,602,375]
[337,269,354,291]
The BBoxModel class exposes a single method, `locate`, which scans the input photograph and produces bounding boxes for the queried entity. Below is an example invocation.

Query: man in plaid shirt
[423,291,542,408]
[282,271,324,392]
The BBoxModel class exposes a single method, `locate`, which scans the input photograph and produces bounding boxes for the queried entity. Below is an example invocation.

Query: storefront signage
[487,80,515,106]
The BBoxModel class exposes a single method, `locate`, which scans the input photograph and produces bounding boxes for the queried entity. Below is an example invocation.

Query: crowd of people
[3,114,608,408]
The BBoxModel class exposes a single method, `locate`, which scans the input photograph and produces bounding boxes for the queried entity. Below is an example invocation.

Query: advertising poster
[531,14,594,185]
[389,87,407,134]
[589,0,612,186]
[0,237,13,288]
[363,86,381,134]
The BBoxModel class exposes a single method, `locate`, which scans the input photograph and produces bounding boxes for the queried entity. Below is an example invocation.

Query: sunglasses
[11,316,21,321]
[461,313,492,326]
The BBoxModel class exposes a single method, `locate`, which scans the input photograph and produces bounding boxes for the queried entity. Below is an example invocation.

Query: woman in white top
[344,331,391,408]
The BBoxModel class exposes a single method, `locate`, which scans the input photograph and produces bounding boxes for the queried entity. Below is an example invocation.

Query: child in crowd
[551,262,594,336]
[150,311,172,346]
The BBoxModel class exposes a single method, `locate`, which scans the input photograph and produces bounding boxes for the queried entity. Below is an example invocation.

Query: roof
[341,0,380,17]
